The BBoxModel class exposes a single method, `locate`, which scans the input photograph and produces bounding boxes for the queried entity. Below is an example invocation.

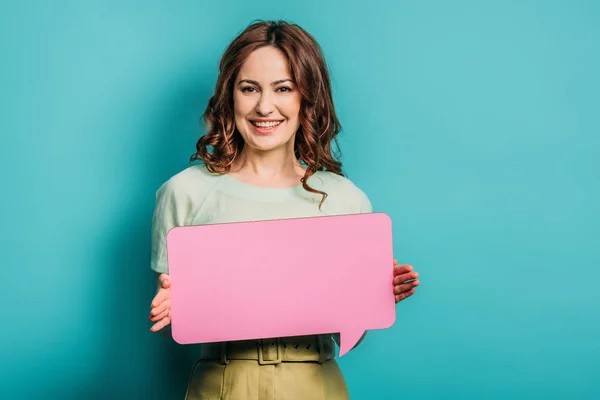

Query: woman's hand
[149,273,171,332]
[393,259,420,304]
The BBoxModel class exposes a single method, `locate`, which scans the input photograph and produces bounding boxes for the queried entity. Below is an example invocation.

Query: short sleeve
[357,189,373,213]
[150,179,192,274]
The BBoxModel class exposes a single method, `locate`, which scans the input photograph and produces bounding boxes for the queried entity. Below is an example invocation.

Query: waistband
[199,335,336,365]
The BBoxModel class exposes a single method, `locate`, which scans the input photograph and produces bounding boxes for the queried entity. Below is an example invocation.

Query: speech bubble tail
[338,330,364,357]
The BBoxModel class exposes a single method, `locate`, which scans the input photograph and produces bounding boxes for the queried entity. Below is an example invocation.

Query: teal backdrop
[2,1,599,399]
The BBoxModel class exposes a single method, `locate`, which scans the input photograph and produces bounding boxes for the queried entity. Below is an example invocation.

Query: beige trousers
[184,335,350,400]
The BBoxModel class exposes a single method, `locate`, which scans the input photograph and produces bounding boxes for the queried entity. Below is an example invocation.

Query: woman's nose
[256,93,275,115]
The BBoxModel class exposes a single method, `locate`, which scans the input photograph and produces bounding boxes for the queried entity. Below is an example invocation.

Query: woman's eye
[241,86,257,93]
[277,86,292,92]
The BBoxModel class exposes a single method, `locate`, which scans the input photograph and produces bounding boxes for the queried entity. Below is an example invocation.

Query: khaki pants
[184,335,350,400]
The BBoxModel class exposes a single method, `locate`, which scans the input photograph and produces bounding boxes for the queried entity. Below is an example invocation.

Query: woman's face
[233,46,302,154]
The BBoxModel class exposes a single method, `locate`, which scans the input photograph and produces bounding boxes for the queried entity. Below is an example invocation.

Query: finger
[150,307,170,322]
[151,288,170,308]
[150,298,170,317]
[394,280,420,294]
[394,272,419,285]
[395,288,415,303]
[150,316,171,332]
[159,274,171,288]
[393,259,398,266]
[393,265,414,275]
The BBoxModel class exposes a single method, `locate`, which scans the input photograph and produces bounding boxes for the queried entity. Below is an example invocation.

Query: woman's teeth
[252,121,283,128]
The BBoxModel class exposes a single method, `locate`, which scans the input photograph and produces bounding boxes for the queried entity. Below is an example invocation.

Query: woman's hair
[190,20,343,207]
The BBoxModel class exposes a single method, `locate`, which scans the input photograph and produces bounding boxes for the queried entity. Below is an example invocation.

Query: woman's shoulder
[155,163,222,200]
[311,170,372,213]
[311,169,365,193]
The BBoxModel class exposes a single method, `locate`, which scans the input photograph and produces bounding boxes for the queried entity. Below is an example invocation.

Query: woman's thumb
[159,273,171,288]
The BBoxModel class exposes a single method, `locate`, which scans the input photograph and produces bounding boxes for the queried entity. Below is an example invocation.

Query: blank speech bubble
[166,212,396,357]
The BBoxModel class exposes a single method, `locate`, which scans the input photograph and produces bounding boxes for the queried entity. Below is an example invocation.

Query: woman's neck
[229,146,306,188]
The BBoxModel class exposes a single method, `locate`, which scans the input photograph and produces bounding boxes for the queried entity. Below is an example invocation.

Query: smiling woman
[148,20,420,400]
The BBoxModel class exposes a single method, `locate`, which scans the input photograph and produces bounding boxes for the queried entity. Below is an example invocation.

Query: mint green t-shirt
[150,164,372,274]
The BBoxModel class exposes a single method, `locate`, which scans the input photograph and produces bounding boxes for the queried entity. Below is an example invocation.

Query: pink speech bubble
[166,212,396,357]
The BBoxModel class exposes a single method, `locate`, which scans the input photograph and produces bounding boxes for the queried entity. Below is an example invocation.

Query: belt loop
[220,342,229,365]
[317,335,326,364]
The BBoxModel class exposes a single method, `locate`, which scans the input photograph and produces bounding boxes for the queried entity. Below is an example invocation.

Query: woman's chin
[245,136,295,153]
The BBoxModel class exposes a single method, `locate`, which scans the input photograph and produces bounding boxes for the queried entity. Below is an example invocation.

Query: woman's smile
[249,118,286,135]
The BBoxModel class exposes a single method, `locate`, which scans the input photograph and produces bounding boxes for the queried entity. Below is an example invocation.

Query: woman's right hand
[149,273,171,332]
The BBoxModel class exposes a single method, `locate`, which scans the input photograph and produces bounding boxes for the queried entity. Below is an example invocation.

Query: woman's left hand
[393,259,420,304]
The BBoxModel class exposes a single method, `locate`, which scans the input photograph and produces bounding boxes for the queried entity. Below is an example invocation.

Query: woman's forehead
[237,47,292,82]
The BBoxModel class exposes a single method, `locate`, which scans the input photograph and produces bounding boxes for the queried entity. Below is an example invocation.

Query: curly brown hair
[189,20,344,207]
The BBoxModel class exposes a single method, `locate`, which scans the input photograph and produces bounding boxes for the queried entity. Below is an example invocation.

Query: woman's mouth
[250,119,284,134]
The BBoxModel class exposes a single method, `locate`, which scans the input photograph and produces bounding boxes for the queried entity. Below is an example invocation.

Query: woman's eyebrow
[238,79,294,86]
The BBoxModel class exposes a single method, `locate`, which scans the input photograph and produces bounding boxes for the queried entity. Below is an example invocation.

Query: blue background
[2,1,599,399]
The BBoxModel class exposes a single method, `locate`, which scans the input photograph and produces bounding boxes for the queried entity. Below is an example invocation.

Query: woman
[148,20,420,399]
